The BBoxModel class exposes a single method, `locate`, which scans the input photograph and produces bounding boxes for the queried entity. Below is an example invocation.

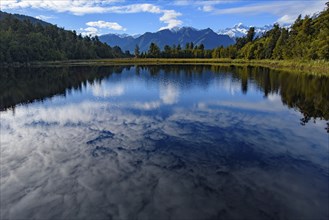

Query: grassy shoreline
[6,58,329,75]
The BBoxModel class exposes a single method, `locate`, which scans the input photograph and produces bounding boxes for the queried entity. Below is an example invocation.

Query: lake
[0,65,328,220]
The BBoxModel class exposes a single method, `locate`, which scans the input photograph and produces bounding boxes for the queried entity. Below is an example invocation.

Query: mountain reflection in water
[0,65,328,220]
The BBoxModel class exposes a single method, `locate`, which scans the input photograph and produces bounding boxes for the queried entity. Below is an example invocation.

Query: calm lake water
[0,65,328,220]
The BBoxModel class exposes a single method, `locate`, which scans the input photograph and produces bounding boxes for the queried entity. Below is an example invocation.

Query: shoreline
[2,58,329,75]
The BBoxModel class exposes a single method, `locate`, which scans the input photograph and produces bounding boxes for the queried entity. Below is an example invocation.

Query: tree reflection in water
[1,65,328,131]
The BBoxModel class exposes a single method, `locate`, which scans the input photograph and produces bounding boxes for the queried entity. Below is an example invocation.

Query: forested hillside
[0,11,129,63]
[139,2,328,60]
[213,2,329,60]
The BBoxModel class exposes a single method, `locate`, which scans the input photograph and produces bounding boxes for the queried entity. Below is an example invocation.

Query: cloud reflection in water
[0,66,328,220]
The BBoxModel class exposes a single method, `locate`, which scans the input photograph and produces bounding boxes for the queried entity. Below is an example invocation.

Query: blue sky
[1,0,327,35]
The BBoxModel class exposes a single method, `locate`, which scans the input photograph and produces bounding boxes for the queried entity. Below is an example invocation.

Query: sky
[1,0,327,36]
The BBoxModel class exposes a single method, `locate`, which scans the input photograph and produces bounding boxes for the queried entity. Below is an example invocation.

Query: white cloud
[202,5,214,12]
[175,0,326,25]
[107,3,162,14]
[1,0,121,15]
[81,27,99,36]
[174,0,237,6]
[104,4,181,30]
[86,20,126,31]
[212,0,326,24]
[35,15,54,20]
[1,1,183,30]
[159,10,182,30]
[277,14,297,25]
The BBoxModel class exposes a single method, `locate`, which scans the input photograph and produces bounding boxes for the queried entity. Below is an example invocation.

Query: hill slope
[0,11,51,26]
[0,11,128,63]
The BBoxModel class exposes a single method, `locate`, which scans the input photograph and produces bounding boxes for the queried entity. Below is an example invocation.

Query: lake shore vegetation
[0,2,328,74]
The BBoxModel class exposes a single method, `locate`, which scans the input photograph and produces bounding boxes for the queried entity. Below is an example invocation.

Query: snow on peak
[218,23,274,38]
[169,26,198,33]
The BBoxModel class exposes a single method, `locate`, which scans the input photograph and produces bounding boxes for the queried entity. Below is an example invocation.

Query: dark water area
[0,65,328,220]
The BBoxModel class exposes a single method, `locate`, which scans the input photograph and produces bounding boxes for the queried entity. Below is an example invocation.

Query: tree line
[1,1,327,63]
[135,42,211,58]
[136,2,328,61]
[0,12,131,63]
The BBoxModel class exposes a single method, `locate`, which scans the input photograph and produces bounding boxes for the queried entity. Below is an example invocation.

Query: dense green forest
[0,11,130,63]
[140,2,328,60]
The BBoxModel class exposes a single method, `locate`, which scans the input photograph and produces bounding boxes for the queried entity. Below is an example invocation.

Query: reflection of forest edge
[1,65,328,129]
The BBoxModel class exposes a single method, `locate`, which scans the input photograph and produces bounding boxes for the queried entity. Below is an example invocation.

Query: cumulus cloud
[277,14,297,25]
[105,4,181,30]
[1,1,183,30]
[86,20,126,31]
[35,15,55,20]
[159,10,182,30]
[81,27,99,36]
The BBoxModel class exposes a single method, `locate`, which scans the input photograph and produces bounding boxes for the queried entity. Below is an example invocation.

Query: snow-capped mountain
[99,27,234,52]
[169,26,198,32]
[217,23,274,38]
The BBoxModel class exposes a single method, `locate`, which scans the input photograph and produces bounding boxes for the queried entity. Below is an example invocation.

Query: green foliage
[134,45,140,58]
[143,42,207,58]
[142,6,327,62]
[0,12,130,63]
[140,2,328,62]
[147,42,161,58]
[225,2,329,61]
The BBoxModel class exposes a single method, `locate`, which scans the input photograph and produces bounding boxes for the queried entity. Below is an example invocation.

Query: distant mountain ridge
[99,27,235,52]
[217,23,274,38]
[217,23,291,39]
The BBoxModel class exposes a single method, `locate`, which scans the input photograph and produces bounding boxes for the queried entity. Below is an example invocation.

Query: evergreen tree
[148,42,160,58]
[134,45,140,58]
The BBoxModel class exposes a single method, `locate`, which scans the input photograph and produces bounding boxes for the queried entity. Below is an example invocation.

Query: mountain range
[1,10,280,53]
[99,27,235,52]
[217,23,274,38]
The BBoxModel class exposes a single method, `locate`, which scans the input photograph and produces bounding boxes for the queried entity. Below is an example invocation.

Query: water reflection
[1,65,328,128]
[0,65,328,220]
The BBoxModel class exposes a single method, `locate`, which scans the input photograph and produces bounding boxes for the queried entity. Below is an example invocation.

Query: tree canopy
[0,11,130,63]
